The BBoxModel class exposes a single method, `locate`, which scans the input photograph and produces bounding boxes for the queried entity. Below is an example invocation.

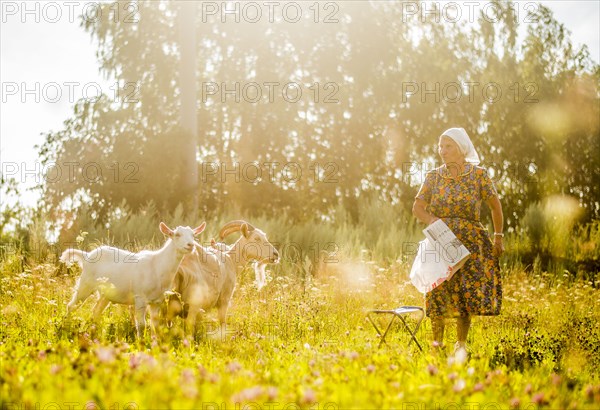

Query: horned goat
[166,220,279,337]
[60,222,206,338]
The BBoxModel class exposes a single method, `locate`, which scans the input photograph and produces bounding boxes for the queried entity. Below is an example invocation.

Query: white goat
[166,220,279,336]
[210,238,268,290]
[60,222,206,338]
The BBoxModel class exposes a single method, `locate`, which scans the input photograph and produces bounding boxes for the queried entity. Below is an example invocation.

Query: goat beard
[252,262,267,290]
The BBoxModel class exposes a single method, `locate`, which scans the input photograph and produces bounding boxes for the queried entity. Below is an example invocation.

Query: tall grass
[1,240,599,409]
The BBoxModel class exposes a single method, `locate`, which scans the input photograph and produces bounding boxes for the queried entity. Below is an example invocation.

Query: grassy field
[1,248,599,410]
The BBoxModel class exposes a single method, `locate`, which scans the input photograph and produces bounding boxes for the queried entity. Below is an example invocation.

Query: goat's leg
[148,304,161,339]
[91,296,110,321]
[184,306,198,340]
[66,280,95,316]
[216,303,229,341]
[133,297,147,340]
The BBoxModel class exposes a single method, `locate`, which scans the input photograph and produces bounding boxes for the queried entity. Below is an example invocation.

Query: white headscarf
[441,128,480,165]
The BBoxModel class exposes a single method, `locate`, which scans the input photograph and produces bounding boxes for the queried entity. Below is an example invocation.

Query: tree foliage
[38,0,599,232]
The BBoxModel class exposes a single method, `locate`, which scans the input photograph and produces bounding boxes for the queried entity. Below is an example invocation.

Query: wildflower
[226,361,242,374]
[448,372,458,381]
[50,364,62,375]
[525,383,533,394]
[366,364,376,373]
[532,392,547,405]
[349,351,359,360]
[181,368,195,383]
[453,379,466,392]
[301,388,317,405]
[473,383,484,392]
[426,364,438,376]
[551,373,562,386]
[232,386,263,403]
[266,386,278,400]
[95,347,115,364]
[509,398,521,409]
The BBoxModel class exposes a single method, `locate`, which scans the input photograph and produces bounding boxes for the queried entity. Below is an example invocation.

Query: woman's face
[438,135,464,166]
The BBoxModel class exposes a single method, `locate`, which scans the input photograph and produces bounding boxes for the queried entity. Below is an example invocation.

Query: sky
[1,0,599,208]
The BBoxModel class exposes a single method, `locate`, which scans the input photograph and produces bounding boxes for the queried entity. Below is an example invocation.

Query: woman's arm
[486,195,505,257]
[412,198,438,225]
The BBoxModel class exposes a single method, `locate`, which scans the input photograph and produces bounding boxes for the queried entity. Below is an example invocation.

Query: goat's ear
[241,223,250,238]
[193,222,206,236]
[160,222,174,237]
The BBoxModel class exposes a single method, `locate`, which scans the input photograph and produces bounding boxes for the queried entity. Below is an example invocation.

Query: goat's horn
[219,220,255,239]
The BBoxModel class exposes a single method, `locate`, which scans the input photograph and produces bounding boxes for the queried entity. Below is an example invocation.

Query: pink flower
[226,361,243,374]
[232,386,263,403]
[95,347,115,364]
[551,373,561,386]
[129,354,141,369]
[301,388,317,405]
[532,392,547,405]
[509,398,521,409]
[453,379,466,392]
[473,383,484,392]
[266,386,278,400]
[427,364,438,376]
[366,364,376,373]
[181,368,195,384]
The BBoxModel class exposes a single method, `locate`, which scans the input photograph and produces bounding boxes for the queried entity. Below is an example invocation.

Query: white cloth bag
[409,237,468,294]
[409,238,449,293]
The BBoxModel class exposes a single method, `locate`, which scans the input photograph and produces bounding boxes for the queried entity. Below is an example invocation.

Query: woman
[412,128,504,357]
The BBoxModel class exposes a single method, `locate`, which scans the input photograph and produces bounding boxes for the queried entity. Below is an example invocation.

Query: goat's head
[160,222,206,254]
[219,220,279,263]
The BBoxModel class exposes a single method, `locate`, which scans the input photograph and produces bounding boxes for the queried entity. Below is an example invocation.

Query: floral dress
[415,164,502,318]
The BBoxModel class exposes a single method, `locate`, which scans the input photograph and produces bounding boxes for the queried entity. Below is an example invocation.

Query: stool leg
[397,315,423,351]
[378,315,398,348]
[367,313,389,348]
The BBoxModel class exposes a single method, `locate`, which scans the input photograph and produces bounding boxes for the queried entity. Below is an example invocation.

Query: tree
[38,1,599,233]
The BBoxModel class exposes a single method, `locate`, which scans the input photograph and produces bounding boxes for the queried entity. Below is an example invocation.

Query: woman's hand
[413,199,439,226]
[493,237,504,258]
